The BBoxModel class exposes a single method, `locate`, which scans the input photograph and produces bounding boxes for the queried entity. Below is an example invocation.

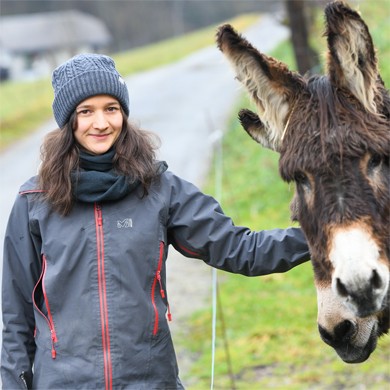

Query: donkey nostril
[336,278,349,298]
[334,320,355,342]
[318,320,356,347]
[371,269,382,289]
[318,325,333,345]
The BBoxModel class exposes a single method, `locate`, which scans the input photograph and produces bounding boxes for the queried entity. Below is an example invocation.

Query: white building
[0,10,111,81]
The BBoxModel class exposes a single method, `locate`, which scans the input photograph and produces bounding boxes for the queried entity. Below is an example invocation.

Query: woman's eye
[77,109,90,115]
[107,106,119,112]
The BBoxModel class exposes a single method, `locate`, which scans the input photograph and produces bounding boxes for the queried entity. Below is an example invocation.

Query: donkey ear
[325,1,379,113]
[238,109,281,151]
[216,24,304,152]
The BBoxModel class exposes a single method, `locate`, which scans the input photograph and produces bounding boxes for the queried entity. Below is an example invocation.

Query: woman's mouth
[90,133,110,139]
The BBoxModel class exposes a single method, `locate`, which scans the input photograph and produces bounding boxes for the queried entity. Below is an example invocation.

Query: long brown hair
[39,111,160,215]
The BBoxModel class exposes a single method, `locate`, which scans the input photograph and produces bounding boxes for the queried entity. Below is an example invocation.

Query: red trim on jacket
[95,204,113,390]
[175,241,201,257]
[151,242,171,336]
[19,189,46,195]
[32,255,58,359]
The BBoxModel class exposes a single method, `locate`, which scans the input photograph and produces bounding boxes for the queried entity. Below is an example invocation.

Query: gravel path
[0,13,289,386]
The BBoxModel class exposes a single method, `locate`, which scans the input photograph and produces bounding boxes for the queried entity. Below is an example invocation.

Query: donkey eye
[367,154,382,172]
[294,172,310,187]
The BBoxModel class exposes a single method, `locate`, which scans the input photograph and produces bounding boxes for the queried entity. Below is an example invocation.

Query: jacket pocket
[150,242,171,336]
[32,254,58,359]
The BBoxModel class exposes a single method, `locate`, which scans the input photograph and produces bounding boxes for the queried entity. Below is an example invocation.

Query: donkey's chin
[335,325,378,363]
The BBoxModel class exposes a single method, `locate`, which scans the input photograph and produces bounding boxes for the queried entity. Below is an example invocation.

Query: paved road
[0,14,289,384]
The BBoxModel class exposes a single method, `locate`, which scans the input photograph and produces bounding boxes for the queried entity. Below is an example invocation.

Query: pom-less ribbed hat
[52,53,129,128]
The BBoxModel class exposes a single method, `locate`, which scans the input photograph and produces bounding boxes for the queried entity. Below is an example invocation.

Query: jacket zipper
[19,372,28,389]
[95,203,112,390]
[32,255,58,359]
[151,242,171,336]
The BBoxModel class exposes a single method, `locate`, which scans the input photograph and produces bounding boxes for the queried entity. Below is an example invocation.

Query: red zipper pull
[157,271,165,298]
[95,203,103,226]
[51,330,57,359]
[96,205,103,226]
[167,303,172,322]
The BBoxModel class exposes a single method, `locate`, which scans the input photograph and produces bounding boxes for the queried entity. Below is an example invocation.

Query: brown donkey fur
[217,1,389,363]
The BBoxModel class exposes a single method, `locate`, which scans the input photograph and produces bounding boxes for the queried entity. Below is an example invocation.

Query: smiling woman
[1,52,311,390]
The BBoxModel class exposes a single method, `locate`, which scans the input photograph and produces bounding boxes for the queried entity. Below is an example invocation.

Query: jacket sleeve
[1,193,41,389]
[165,173,310,276]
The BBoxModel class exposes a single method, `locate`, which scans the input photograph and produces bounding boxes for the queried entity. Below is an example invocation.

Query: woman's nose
[93,112,109,129]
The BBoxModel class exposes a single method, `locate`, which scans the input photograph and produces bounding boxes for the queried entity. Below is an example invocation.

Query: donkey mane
[279,75,389,182]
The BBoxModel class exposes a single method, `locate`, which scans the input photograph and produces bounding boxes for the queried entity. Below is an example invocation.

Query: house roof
[0,10,111,54]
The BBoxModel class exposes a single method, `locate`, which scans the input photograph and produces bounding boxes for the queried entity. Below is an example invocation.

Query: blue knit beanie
[52,53,129,128]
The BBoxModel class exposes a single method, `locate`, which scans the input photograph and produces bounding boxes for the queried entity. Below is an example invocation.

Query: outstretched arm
[165,172,310,276]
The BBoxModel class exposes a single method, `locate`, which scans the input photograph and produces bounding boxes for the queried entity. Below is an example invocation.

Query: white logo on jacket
[117,218,133,228]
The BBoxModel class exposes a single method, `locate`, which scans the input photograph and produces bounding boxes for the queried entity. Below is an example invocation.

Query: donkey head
[217,1,389,363]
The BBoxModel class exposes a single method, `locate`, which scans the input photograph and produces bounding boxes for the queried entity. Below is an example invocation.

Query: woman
[1,54,310,389]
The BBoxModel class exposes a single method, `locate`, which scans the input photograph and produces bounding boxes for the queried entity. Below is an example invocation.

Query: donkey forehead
[279,79,389,175]
[279,127,387,179]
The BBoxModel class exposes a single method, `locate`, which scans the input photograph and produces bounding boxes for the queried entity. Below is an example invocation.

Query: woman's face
[74,94,123,155]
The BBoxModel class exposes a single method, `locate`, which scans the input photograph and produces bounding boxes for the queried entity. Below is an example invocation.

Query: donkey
[217,1,389,363]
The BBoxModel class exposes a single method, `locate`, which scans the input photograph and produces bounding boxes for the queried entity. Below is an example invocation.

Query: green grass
[0,13,259,151]
[0,78,54,148]
[178,2,390,388]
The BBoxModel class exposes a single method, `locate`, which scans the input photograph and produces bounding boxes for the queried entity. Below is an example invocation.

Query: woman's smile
[89,133,111,139]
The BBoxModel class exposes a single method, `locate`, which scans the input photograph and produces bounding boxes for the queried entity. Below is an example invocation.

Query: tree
[285,0,319,75]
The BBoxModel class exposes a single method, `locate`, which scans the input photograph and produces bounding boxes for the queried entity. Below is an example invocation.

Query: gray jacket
[2,170,310,389]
